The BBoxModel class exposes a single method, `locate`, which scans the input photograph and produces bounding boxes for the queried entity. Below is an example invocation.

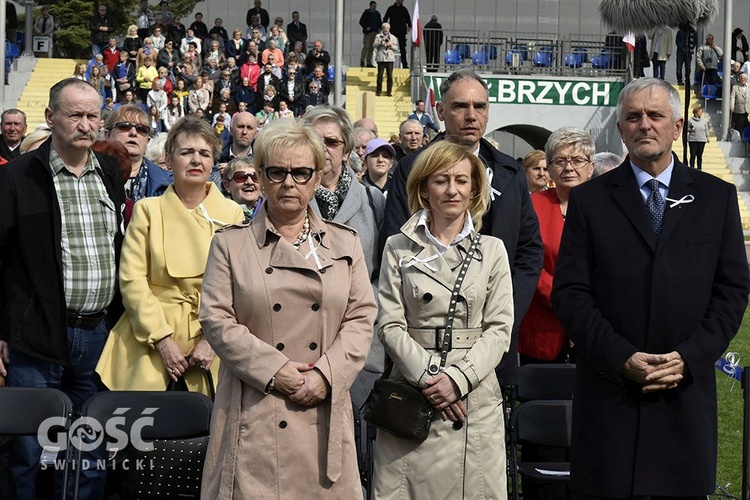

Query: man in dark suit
[0,78,125,499]
[286,11,308,51]
[551,77,749,498]
[381,69,543,387]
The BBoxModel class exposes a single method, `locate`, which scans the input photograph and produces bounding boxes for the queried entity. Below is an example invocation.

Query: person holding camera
[374,23,398,97]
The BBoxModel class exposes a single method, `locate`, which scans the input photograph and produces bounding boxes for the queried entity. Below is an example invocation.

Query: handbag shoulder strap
[431,232,480,375]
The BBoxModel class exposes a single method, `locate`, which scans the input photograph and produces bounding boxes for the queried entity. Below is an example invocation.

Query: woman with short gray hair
[519,126,595,364]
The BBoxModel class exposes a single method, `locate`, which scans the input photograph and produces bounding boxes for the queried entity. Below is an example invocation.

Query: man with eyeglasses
[381,68,543,389]
[104,104,172,202]
[0,78,125,499]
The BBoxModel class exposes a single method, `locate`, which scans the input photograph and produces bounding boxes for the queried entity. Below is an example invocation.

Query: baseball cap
[365,138,395,158]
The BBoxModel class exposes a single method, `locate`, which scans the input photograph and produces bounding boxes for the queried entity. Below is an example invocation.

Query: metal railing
[421,29,628,78]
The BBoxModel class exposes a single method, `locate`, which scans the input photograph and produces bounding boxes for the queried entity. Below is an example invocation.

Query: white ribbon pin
[664,194,695,208]
[486,167,502,201]
[305,233,323,271]
[399,254,439,272]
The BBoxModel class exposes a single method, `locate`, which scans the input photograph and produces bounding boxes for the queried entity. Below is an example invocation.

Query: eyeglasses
[264,166,315,184]
[323,137,344,149]
[112,121,150,136]
[549,157,590,170]
[232,171,258,183]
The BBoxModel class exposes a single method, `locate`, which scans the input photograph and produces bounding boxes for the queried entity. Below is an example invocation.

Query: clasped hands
[422,372,467,424]
[623,350,685,393]
[273,361,330,407]
[157,336,215,382]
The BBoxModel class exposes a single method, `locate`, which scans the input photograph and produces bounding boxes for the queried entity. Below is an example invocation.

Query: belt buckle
[434,326,452,351]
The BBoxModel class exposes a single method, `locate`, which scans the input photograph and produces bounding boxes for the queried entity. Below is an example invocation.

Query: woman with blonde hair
[373,140,513,499]
[72,63,86,80]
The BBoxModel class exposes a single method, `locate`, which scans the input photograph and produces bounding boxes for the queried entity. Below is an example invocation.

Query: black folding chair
[73,391,213,500]
[509,364,575,500]
[0,387,74,499]
[510,399,572,497]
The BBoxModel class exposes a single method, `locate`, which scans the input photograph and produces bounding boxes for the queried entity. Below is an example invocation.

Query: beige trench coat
[199,207,376,499]
[373,212,514,500]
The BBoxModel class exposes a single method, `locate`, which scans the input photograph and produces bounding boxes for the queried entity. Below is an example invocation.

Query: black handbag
[362,234,480,442]
[120,368,214,500]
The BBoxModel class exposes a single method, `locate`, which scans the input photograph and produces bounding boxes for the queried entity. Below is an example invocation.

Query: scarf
[315,166,352,220]
[130,160,150,202]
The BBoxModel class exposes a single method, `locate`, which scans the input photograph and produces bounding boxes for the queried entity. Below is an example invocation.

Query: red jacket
[518,188,566,360]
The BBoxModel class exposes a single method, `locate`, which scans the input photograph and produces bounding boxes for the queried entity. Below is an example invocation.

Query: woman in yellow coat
[96,117,243,396]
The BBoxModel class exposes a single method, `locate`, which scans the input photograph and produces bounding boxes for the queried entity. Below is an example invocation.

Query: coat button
[265,267,273,274]
[319,268,326,274]
[309,342,318,350]
[273,303,281,312]
[279,420,287,429]
[276,342,285,351]
[311,303,320,311]
[423,293,433,302]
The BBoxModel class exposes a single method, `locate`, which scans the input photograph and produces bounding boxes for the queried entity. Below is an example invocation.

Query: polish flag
[623,32,636,52]
[411,0,421,47]
[425,79,439,126]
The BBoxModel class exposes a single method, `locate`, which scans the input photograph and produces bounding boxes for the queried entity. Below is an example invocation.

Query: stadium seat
[455,43,471,59]
[702,84,718,103]
[742,126,750,157]
[483,44,498,60]
[565,47,588,68]
[444,49,461,65]
[591,53,611,69]
[472,50,489,65]
[533,47,554,67]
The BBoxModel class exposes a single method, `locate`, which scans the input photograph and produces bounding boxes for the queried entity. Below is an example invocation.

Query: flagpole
[410,0,420,103]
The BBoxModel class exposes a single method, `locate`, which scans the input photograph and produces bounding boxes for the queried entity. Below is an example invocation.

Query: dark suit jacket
[0,138,126,365]
[256,73,281,108]
[551,157,749,496]
[286,21,308,48]
[246,7,270,29]
[381,136,543,385]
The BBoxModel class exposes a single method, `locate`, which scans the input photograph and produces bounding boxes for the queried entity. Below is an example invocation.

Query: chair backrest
[511,400,572,448]
[743,126,750,142]
[472,50,489,65]
[483,44,498,60]
[0,387,72,435]
[80,391,213,442]
[591,53,611,69]
[444,49,461,65]
[455,43,471,60]
[702,84,718,99]
[516,364,576,402]
[533,48,553,67]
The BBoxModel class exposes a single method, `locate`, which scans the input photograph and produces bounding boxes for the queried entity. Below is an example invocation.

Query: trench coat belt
[407,327,483,350]
[159,289,202,339]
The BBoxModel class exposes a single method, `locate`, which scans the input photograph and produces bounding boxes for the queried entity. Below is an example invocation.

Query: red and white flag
[411,0,421,47]
[623,32,636,52]
[425,78,440,126]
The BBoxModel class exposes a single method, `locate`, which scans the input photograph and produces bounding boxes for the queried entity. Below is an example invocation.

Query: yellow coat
[96,184,243,395]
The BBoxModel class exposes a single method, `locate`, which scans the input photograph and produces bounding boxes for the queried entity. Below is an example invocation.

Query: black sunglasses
[264,166,315,184]
[112,121,150,136]
[232,171,258,183]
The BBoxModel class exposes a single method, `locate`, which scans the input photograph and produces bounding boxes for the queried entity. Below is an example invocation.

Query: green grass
[716,307,750,495]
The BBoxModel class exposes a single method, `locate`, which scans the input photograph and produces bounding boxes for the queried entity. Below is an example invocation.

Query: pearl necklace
[291,212,310,250]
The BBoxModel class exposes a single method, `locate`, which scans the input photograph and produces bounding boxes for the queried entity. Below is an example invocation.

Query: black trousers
[394,32,408,68]
[376,61,393,95]
[731,112,748,132]
[425,43,440,72]
[689,141,706,170]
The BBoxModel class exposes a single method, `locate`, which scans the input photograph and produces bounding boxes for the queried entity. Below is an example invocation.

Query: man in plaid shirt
[0,78,125,499]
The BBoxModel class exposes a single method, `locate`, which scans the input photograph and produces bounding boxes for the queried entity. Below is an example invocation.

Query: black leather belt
[66,310,106,330]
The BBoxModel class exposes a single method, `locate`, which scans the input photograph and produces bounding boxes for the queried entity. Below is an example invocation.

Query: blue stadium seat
[483,44,498,60]
[591,53,611,69]
[455,43,471,59]
[565,48,587,68]
[444,49,461,65]
[702,84,718,101]
[472,50,489,65]
[533,47,554,67]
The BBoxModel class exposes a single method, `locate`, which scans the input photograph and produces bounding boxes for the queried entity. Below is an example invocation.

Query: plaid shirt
[49,147,117,313]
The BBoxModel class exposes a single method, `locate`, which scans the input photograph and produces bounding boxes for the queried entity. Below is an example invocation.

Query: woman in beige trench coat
[199,119,377,499]
[373,142,514,499]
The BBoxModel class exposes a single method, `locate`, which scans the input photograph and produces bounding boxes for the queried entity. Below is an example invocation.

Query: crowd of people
[0,6,748,497]
[67,0,338,147]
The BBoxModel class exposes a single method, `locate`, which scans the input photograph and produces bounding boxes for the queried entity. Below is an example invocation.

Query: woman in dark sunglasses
[199,118,376,499]
[221,156,262,219]
[96,117,244,397]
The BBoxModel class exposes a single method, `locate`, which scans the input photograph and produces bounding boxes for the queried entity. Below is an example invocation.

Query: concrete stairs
[345,67,412,140]
[671,84,750,228]
[16,58,81,128]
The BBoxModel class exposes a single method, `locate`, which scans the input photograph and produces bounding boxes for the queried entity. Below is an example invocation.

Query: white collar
[415,208,474,254]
